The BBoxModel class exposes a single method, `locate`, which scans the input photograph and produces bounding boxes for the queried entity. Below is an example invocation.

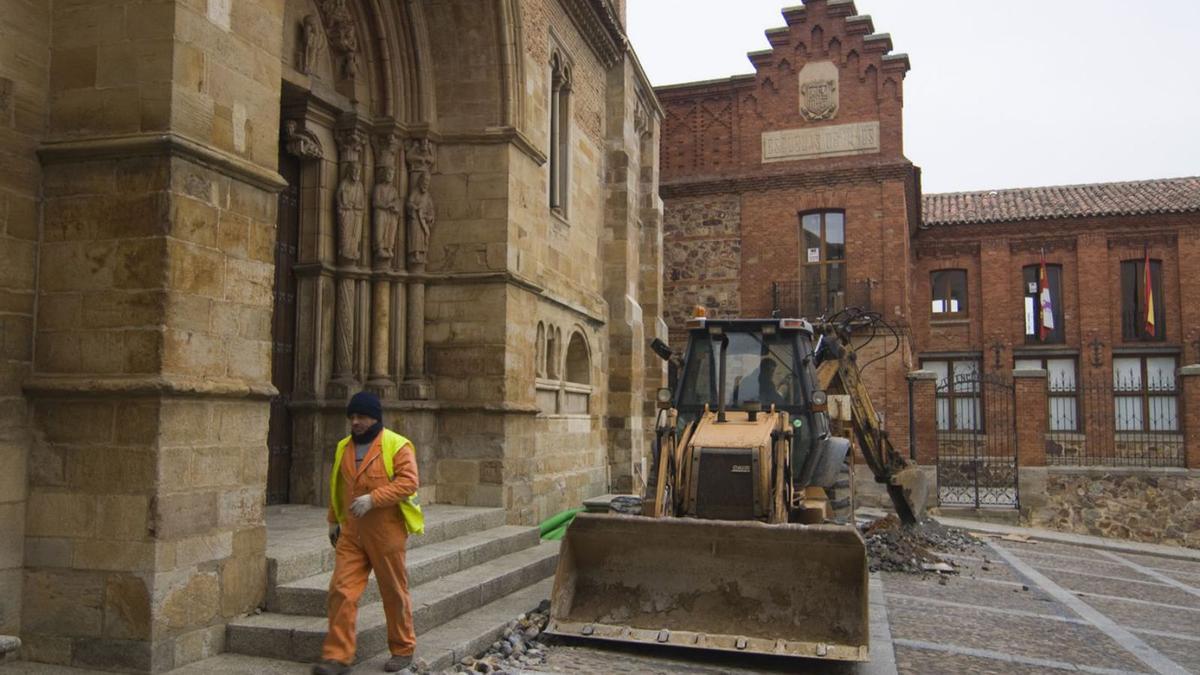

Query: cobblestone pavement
[523,533,1200,675]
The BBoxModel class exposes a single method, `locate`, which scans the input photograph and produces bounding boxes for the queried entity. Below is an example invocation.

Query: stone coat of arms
[800,79,838,121]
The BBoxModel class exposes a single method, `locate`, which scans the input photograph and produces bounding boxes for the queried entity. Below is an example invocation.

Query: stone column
[400,139,434,400]
[367,133,399,398]
[906,370,938,465]
[367,278,394,397]
[401,275,429,399]
[331,129,366,396]
[1013,368,1049,520]
[1180,365,1200,469]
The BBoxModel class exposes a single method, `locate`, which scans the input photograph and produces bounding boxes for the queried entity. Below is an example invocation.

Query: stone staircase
[188,504,559,673]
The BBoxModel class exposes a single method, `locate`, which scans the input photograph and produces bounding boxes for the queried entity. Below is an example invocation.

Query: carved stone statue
[372,166,400,259]
[405,168,434,265]
[300,14,324,75]
[336,161,366,261]
[317,0,360,80]
[283,119,323,159]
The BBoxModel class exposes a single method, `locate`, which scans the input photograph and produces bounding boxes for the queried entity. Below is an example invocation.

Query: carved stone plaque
[761,121,879,163]
[798,61,839,121]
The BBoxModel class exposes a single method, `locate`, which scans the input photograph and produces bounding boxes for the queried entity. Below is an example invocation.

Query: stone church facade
[0,0,662,670]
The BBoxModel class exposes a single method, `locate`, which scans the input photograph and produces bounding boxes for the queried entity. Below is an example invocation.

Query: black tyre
[827,454,854,525]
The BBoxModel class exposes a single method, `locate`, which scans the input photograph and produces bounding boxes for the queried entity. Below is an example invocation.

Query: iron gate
[934,372,1018,508]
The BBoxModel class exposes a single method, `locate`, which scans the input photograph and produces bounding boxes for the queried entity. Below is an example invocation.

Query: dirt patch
[861,515,984,575]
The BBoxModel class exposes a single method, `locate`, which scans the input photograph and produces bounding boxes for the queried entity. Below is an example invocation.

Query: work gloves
[328,524,340,547]
[350,494,374,518]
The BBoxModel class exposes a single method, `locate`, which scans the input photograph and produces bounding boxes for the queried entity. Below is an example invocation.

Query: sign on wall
[762,121,880,163]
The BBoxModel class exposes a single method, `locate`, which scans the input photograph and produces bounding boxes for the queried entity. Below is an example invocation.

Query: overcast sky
[626,0,1200,194]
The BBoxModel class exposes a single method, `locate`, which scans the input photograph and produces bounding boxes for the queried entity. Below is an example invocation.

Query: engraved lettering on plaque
[761,121,880,163]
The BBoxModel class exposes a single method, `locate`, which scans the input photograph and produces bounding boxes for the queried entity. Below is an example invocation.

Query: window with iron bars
[1112,356,1178,432]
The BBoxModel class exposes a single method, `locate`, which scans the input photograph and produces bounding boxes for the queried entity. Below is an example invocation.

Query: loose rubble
[861,514,984,575]
[411,600,551,675]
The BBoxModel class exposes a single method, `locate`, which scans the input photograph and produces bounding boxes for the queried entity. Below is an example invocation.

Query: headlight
[656,387,672,404]
[810,389,828,407]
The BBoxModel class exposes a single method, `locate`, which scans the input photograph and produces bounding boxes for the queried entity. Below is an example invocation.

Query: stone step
[265,505,507,590]
[270,525,540,615]
[168,579,554,675]
[227,540,560,663]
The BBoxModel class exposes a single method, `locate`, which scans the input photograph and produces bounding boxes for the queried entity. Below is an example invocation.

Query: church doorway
[267,149,301,505]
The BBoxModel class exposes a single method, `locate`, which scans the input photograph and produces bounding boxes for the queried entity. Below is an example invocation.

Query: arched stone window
[549,49,571,215]
[565,332,590,384]
[562,331,591,414]
[535,322,546,378]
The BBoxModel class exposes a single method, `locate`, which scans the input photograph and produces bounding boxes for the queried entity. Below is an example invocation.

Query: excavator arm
[816,333,927,524]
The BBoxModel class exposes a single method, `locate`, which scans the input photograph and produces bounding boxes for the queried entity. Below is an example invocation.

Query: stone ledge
[38,132,287,193]
[286,398,539,415]
[23,375,277,400]
[1046,465,1194,477]
[437,127,546,167]
[1012,368,1048,378]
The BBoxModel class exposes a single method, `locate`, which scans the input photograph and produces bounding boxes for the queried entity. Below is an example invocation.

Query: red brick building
[658,0,1200,527]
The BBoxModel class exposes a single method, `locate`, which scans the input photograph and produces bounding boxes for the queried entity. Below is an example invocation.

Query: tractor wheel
[827,454,855,525]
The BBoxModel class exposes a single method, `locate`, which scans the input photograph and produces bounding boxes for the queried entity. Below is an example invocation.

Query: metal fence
[1045,373,1184,467]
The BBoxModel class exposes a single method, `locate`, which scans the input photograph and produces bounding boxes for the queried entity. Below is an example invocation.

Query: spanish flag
[1143,248,1156,337]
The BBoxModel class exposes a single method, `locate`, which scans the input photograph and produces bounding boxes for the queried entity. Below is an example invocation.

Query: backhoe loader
[546,311,927,662]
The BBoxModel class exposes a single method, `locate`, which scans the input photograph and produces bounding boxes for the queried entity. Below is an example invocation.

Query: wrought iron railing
[770,279,877,320]
[1046,374,1183,467]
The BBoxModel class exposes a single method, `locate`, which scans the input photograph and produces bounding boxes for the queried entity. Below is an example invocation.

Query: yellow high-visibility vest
[330,429,424,535]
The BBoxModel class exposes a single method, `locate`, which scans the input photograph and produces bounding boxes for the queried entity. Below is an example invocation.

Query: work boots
[311,660,351,675]
[384,654,413,672]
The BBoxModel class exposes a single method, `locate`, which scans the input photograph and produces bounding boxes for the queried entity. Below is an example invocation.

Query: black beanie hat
[346,391,382,421]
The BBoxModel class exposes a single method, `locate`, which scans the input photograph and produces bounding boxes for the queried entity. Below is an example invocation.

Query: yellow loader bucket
[546,513,869,661]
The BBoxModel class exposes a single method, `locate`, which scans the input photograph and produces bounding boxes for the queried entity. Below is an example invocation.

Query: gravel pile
[861,514,983,575]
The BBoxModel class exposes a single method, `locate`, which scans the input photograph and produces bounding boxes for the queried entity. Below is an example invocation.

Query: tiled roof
[922,176,1200,227]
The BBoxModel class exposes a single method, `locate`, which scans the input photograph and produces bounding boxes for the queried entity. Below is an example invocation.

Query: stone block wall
[662,194,741,345]
[1027,468,1200,549]
[0,0,49,638]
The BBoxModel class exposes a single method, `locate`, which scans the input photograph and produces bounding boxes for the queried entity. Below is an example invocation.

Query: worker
[757,358,788,407]
[314,391,424,675]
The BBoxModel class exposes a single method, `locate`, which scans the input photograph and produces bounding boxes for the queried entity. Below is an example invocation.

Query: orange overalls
[322,431,420,664]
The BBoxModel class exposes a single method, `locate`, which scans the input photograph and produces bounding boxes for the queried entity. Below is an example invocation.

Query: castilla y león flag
[1143,248,1156,337]
[1038,253,1055,340]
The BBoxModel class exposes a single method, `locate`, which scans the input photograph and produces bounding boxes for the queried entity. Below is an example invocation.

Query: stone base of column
[399,378,430,400]
[365,377,396,399]
[327,377,359,399]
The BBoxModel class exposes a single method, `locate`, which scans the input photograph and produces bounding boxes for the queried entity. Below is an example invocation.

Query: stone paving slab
[881,571,1060,614]
[892,643,1149,675]
[884,600,1148,672]
[1079,593,1200,636]
[1137,633,1200,674]
[1037,567,1200,609]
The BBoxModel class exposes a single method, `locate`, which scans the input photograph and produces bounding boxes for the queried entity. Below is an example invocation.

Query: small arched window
[546,327,559,380]
[565,333,590,384]
[535,322,547,378]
